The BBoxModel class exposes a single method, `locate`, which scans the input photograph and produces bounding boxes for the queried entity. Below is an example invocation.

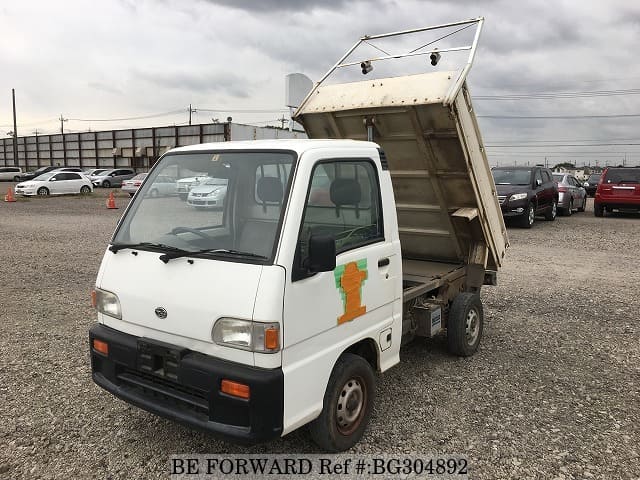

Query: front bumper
[89,324,283,444]
[500,198,528,218]
[15,187,36,195]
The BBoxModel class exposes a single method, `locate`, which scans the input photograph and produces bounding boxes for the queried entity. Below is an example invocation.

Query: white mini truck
[89,18,507,451]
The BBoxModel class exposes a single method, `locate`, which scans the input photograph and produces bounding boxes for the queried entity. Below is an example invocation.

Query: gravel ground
[1,186,639,479]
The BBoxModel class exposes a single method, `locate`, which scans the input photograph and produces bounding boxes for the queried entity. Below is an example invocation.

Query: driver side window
[294,160,384,279]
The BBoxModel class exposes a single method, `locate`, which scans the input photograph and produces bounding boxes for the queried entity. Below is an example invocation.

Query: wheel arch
[343,338,379,372]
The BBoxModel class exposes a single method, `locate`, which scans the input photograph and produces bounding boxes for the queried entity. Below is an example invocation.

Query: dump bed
[295,70,508,270]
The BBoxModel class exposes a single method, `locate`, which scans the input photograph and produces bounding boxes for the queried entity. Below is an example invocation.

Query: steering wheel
[169,226,213,240]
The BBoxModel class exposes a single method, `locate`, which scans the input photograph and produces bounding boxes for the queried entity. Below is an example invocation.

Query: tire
[564,198,573,216]
[518,202,535,228]
[309,353,375,452]
[594,203,604,217]
[447,292,484,357]
[179,194,188,201]
[13,175,20,182]
[37,187,49,196]
[80,186,91,194]
[544,200,557,221]
[578,196,586,212]
[149,188,159,198]
[102,180,111,188]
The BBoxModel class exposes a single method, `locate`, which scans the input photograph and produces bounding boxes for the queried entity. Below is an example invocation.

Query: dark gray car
[90,168,136,188]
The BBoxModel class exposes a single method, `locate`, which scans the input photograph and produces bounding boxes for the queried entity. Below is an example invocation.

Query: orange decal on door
[334,259,368,324]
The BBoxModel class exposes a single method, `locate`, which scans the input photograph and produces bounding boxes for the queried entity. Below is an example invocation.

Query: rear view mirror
[308,235,336,273]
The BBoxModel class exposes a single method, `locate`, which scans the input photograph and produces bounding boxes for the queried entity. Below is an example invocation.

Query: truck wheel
[544,200,557,221]
[447,292,483,357]
[309,353,375,452]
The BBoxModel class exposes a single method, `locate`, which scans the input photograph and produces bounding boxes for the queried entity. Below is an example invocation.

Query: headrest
[257,176,283,203]
[330,178,361,206]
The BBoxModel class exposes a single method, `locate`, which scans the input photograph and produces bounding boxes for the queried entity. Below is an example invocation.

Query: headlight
[205,189,221,198]
[212,318,280,353]
[93,288,122,319]
[509,193,527,201]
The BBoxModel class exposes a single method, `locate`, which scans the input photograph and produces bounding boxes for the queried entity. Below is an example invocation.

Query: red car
[594,167,640,217]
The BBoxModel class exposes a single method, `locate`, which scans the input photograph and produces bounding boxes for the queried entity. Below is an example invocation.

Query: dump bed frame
[294,18,507,282]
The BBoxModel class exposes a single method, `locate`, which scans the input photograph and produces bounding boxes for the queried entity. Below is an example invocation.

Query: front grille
[117,367,209,419]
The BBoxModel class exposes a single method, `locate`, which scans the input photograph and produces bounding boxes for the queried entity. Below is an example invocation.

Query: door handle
[378,257,390,267]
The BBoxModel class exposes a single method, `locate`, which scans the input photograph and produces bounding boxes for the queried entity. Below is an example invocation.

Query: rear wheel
[37,187,49,196]
[309,353,375,452]
[447,292,484,357]
[545,200,557,221]
[80,186,91,194]
[13,175,20,182]
[565,198,573,216]
[594,203,604,217]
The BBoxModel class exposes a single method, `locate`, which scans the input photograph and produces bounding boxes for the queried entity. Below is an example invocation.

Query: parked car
[583,173,601,197]
[83,168,109,177]
[90,168,136,188]
[186,177,228,209]
[15,171,93,196]
[492,166,559,228]
[0,167,23,182]
[176,174,209,200]
[594,167,640,217]
[17,166,61,182]
[121,173,148,197]
[552,173,587,215]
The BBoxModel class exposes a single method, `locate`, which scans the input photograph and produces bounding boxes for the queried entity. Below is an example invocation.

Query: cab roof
[169,139,380,156]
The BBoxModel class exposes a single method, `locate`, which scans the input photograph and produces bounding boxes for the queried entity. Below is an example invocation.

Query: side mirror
[308,235,336,273]
[49,177,56,182]
[583,182,589,187]
[535,179,542,187]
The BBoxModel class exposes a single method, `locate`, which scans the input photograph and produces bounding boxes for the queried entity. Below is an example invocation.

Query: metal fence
[0,122,285,171]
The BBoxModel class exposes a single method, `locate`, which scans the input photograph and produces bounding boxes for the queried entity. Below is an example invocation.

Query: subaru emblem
[155,307,167,319]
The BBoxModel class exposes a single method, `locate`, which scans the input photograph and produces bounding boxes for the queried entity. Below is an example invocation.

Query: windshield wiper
[109,242,186,254]
[159,248,267,263]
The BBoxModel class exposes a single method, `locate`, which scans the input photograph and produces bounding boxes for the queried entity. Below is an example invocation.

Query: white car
[15,171,93,196]
[176,175,209,200]
[186,178,228,209]
[0,167,22,181]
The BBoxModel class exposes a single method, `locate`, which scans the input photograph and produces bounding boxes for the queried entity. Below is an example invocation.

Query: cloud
[134,70,253,98]
[199,0,349,13]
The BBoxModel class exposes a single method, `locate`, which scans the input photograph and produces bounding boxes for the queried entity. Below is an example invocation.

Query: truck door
[280,157,399,433]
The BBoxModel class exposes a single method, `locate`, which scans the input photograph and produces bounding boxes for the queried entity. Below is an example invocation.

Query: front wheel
[447,292,484,357]
[518,203,535,228]
[13,175,20,182]
[102,180,111,188]
[309,353,375,452]
[80,186,91,194]
[37,187,49,196]
[545,200,557,221]
[578,196,586,212]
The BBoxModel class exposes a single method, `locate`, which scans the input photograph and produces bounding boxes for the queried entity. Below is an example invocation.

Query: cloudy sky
[2,0,640,166]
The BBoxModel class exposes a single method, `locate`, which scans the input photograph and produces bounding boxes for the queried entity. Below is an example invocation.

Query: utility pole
[280,115,286,129]
[188,104,197,125]
[12,89,18,168]
[59,114,67,134]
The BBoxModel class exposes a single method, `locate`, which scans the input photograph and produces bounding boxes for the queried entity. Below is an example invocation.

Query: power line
[475,88,640,100]
[197,108,288,113]
[67,109,185,122]
[479,113,640,119]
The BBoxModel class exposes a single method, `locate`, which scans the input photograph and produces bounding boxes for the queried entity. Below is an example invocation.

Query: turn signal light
[221,379,250,399]
[264,328,279,350]
[92,339,109,356]
[91,289,97,308]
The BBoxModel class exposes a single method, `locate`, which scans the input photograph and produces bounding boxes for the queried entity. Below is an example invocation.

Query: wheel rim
[81,186,90,194]
[528,205,535,225]
[37,188,47,196]
[336,376,366,435]
[465,308,480,346]
[103,181,110,188]
[551,202,557,218]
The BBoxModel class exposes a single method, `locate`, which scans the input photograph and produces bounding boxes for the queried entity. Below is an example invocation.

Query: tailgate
[295,72,508,270]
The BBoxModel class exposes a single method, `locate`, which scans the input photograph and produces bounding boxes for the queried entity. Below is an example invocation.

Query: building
[0,122,306,172]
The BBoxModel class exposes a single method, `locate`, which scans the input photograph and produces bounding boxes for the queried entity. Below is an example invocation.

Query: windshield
[97,171,111,176]
[587,174,601,183]
[32,172,56,181]
[604,168,640,184]
[492,169,532,185]
[112,151,295,262]
[552,174,564,182]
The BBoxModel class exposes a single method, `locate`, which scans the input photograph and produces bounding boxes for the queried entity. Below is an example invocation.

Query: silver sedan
[552,173,587,215]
